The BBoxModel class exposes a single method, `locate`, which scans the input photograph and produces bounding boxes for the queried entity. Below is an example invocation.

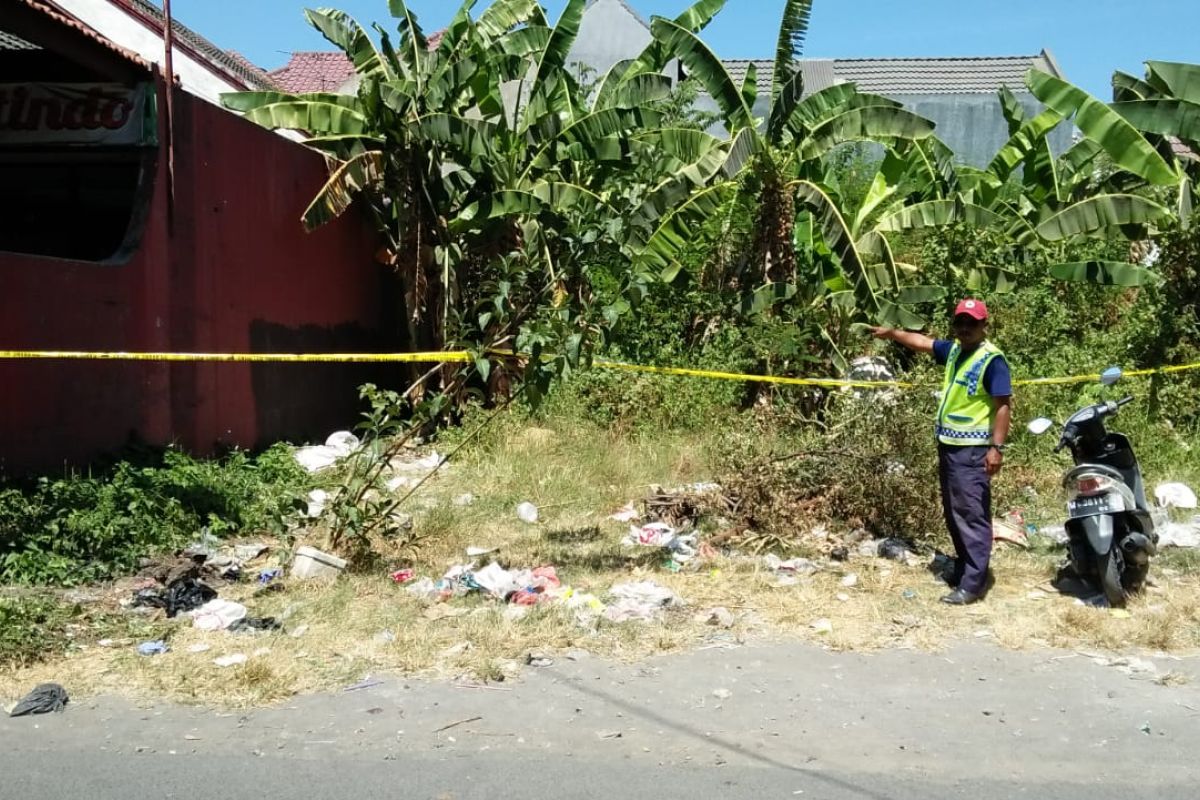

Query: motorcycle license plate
[1068,494,1125,518]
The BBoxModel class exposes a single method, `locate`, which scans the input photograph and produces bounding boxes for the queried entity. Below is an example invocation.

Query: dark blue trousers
[937,444,993,595]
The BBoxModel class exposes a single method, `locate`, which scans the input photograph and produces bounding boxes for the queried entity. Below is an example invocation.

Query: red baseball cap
[954,298,989,321]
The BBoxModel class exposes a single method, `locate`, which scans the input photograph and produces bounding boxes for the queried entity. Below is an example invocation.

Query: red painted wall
[0,83,391,474]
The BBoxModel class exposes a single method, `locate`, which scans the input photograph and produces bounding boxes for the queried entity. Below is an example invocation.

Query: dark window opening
[0,149,151,262]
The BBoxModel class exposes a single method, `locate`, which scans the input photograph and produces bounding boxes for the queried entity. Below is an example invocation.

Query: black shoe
[941,588,980,606]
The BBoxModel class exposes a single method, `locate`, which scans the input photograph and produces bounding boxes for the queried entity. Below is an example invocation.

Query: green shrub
[0,594,75,668]
[0,444,310,586]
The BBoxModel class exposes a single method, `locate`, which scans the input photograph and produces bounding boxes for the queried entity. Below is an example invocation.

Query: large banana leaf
[621,0,728,79]
[1145,61,1200,105]
[636,183,738,280]
[221,91,362,113]
[906,136,959,197]
[997,86,1026,135]
[788,85,901,132]
[896,285,947,304]
[794,181,879,315]
[477,0,542,41]
[451,182,603,232]
[301,150,383,230]
[433,0,478,57]
[987,108,1064,182]
[874,198,1001,232]
[963,265,1018,294]
[1057,139,1103,184]
[1113,100,1200,147]
[649,18,751,130]
[1035,194,1171,241]
[1027,70,1178,186]
[739,62,759,113]
[240,101,369,135]
[1049,261,1161,287]
[1112,70,1155,103]
[528,0,586,114]
[771,0,814,102]
[632,128,724,165]
[527,108,658,173]
[306,8,390,79]
[417,113,500,161]
[799,105,934,160]
[602,73,673,110]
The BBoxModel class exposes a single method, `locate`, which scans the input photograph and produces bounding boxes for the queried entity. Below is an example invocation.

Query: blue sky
[171,0,1198,99]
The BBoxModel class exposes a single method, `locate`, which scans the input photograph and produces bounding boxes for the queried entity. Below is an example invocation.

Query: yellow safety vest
[936,341,1004,446]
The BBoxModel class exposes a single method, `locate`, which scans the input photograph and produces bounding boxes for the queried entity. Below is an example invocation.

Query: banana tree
[625,0,938,326]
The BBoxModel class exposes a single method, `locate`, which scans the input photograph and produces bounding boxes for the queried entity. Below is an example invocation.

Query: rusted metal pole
[162,0,176,223]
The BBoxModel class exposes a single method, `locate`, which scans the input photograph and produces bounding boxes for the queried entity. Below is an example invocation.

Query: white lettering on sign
[0,83,152,145]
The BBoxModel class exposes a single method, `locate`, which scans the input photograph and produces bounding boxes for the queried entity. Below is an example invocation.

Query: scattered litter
[830,546,850,562]
[516,502,540,524]
[1155,483,1198,510]
[810,618,833,635]
[764,554,819,576]
[289,625,309,639]
[234,543,269,562]
[291,546,347,581]
[836,593,850,602]
[1109,609,1133,620]
[974,630,994,639]
[1039,525,1069,545]
[608,502,639,523]
[131,577,217,618]
[453,493,476,507]
[294,431,360,473]
[252,647,271,657]
[840,574,859,588]
[526,655,554,668]
[597,730,623,740]
[187,644,211,654]
[390,569,416,584]
[138,640,169,656]
[625,522,698,564]
[228,617,282,634]
[465,546,497,558]
[700,607,735,629]
[604,581,680,623]
[1140,722,1152,735]
[1027,590,1049,601]
[191,599,248,631]
[343,678,384,693]
[305,489,328,518]
[258,569,282,586]
[712,688,733,701]
[1158,517,1200,549]
[213,654,247,668]
[992,517,1029,548]
[902,589,918,601]
[1091,655,1159,679]
[9,684,69,717]
[877,538,915,563]
[434,715,482,733]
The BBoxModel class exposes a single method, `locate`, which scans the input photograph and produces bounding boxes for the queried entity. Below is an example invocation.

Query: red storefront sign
[0,83,155,146]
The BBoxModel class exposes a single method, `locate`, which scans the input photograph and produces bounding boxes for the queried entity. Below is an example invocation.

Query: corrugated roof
[120,0,277,89]
[0,29,41,50]
[831,54,1061,95]
[722,59,837,97]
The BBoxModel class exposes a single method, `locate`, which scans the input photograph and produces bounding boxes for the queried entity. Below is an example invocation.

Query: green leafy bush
[0,445,310,586]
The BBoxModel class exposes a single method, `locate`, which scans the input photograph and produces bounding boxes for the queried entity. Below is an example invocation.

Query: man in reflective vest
[871,299,1013,605]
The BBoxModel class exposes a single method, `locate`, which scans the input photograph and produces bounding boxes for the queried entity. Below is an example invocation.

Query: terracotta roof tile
[268,51,356,93]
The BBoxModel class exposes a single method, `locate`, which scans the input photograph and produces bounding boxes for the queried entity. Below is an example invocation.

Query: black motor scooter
[1028,367,1158,607]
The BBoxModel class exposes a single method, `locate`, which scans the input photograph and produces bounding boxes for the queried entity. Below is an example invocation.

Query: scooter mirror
[1028,418,1054,435]
[1100,366,1123,386]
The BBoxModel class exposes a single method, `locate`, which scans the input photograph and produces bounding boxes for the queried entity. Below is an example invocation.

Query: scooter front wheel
[1099,547,1128,608]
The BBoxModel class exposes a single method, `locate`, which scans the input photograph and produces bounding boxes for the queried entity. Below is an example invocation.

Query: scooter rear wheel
[1099,547,1128,608]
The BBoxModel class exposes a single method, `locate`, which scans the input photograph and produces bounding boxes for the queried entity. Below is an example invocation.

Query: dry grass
[3,414,1199,708]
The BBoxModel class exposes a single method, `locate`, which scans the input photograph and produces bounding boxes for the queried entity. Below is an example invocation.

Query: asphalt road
[4,642,1198,799]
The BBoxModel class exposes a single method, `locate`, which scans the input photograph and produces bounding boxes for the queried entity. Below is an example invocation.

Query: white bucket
[291,546,347,580]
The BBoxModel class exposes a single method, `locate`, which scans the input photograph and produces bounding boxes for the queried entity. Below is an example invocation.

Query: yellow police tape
[1,349,1199,389]
[0,350,472,364]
